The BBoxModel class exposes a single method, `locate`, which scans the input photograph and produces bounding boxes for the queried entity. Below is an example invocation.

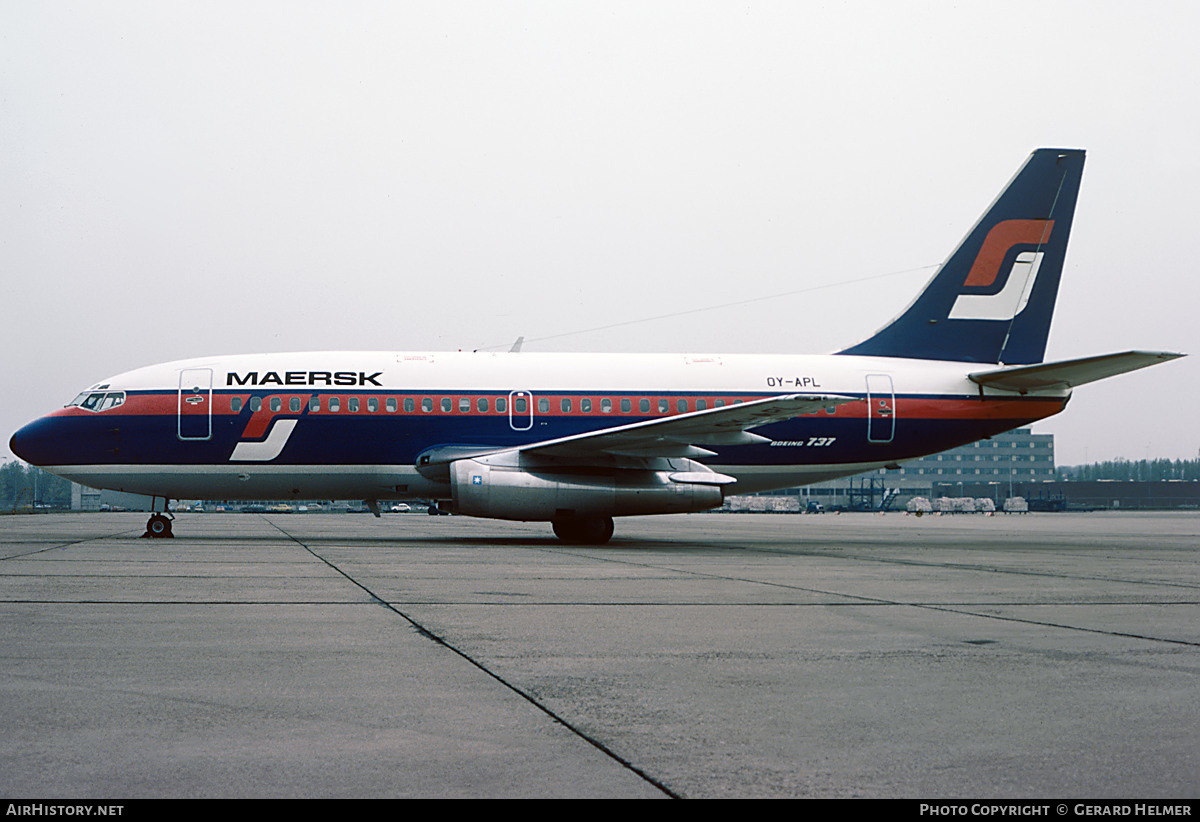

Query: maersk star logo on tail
[949,219,1054,321]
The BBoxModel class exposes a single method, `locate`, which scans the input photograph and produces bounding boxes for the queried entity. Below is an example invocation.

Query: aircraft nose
[10,426,30,462]
[10,418,54,467]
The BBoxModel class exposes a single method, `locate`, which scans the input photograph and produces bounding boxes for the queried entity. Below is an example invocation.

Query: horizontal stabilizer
[969,351,1184,393]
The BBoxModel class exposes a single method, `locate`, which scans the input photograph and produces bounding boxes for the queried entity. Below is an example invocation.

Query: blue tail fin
[839,148,1086,365]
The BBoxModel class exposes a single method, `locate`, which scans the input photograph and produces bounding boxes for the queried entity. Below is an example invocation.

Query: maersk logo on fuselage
[226,371,384,387]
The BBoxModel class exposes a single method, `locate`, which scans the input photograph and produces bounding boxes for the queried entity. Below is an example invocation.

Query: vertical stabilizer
[839,149,1085,364]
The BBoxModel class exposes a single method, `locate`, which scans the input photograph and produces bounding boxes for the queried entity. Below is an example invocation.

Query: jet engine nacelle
[447,456,728,521]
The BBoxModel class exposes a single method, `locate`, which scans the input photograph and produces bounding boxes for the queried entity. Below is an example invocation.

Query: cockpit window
[97,393,125,411]
[69,391,126,412]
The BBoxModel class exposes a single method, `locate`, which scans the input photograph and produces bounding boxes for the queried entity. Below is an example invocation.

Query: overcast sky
[3,1,1197,467]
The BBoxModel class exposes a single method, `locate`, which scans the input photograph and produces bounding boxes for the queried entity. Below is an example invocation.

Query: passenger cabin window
[309,397,320,412]
[620,399,631,413]
[677,399,688,413]
[250,396,262,412]
[496,397,506,413]
[422,398,433,412]
[513,397,527,413]
[231,397,243,412]
[386,398,397,413]
[538,398,549,413]
[329,397,340,412]
[601,398,612,413]
[289,397,301,412]
[581,398,592,413]
[270,398,282,412]
[404,398,414,413]
[639,399,650,413]
[561,398,571,413]
[658,399,668,414]
[441,398,452,412]
[348,398,360,412]
[368,398,378,413]
[459,398,470,413]
[477,398,489,413]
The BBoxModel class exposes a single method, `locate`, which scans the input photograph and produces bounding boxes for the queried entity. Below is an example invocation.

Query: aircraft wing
[969,350,1184,393]
[414,393,854,472]
[517,393,854,459]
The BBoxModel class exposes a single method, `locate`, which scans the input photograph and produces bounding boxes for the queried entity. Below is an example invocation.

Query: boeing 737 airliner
[9,149,1183,542]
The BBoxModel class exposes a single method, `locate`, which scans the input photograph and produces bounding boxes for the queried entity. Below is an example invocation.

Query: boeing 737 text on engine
[9,149,1184,542]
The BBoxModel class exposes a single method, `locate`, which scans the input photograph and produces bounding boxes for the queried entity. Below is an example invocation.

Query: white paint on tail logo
[230,419,298,462]
[948,251,1044,321]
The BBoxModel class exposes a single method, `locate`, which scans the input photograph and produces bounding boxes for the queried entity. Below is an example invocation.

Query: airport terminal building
[761,427,1058,511]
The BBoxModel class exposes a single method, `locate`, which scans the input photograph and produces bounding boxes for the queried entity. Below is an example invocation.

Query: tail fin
[839,148,1086,365]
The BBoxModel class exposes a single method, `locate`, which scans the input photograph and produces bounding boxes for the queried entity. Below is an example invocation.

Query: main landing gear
[551,514,615,545]
[142,512,174,539]
[142,496,175,538]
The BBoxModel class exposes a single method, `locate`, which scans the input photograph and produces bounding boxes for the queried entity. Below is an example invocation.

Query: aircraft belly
[52,465,445,501]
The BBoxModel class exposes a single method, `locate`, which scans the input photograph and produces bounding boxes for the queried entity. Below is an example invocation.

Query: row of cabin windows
[228,395,742,415]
